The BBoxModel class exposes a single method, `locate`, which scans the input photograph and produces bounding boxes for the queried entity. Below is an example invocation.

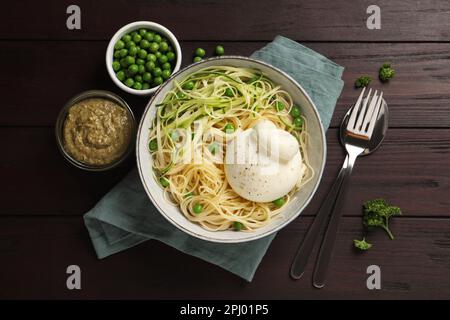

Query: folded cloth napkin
[84,35,344,282]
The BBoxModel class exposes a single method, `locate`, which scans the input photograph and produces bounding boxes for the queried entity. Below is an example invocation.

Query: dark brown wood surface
[2,0,450,41]
[1,0,450,299]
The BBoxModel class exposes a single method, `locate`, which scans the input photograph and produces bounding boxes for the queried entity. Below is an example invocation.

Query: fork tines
[346,87,383,140]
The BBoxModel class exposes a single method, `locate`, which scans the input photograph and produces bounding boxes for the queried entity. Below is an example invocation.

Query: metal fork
[290,88,384,287]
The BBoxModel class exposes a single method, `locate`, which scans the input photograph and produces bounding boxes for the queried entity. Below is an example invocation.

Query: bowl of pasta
[136,56,326,243]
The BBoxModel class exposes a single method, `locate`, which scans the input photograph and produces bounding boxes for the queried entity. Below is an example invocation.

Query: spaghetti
[148,66,314,231]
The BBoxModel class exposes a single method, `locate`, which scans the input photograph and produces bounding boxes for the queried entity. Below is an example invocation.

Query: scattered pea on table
[191,45,225,62]
[215,45,225,56]
[195,48,206,57]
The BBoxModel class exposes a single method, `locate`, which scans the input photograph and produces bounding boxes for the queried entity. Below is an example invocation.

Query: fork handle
[290,155,349,279]
[312,151,358,288]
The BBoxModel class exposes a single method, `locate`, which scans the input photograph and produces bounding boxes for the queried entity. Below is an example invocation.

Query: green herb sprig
[363,198,401,240]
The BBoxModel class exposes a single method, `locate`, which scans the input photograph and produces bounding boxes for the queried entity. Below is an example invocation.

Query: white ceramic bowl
[106,21,182,96]
[136,56,327,243]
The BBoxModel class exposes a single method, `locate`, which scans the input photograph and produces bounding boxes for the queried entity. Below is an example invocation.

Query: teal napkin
[84,35,344,282]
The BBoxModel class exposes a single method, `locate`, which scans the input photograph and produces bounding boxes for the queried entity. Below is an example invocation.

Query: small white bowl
[106,21,182,96]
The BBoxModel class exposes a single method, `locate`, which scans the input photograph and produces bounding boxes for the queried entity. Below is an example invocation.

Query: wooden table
[1,0,450,299]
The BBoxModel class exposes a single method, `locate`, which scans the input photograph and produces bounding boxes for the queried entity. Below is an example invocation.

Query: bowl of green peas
[106,21,182,96]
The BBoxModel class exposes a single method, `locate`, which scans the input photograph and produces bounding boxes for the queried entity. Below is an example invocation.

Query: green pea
[224,88,233,97]
[147,53,157,62]
[155,52,162,58]
[162,62,171,70]
[159,55,168,64]
[113,50,121,59]
[133,82,142,90]
[112,61,121,72]
[142,83,150,90]
[120,58,128,68]
[139,28,147,36]
[140,39,150,49]
[215,45,225,56]
[124,78,134,87]
[162,69,171,79]
[132,34,142,43]
[233,221,243,231]
[159,41,169,52]
[177,92,186,99]
[128,64,139,75]
[294,117,303,128]
[153,76,163,86]
[125,56,135,66]
[144,32,154,42]
[193,203,203,214]
[125,41,135,49]
[138,65,146,75]
[131,31,138,37]
[160,177,169,187]
[183,81,195,90]
[134,75,143,83]
[154,34,162,43]
[195,48,206,57]
[122,34,132,43]
[153,67,162,77]
[166,52,175,62]
[145,61,155,71]
[136,58,145,65]
[275,101,285,111]
[119,48,128,58]
[290,105,301,118]
[149,42,159,53]
[273,197,286,207]
[193,56,202,63]
[138,49,148,59]
[116,70,126,81]
[128,46,138,57]
[114,40,125,50]
[224,123,235,133]
[143,72,152,82]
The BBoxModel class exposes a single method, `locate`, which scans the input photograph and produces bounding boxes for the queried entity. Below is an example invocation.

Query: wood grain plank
[0,216,449,299]
[2,0,450,41]
[1,127,449,217]
[1,41,450,127]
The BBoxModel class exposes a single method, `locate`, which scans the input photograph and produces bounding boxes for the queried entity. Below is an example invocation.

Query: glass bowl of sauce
[56,90,136,171]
